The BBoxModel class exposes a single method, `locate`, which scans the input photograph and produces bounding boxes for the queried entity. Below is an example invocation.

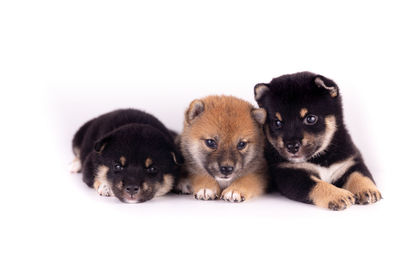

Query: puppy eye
[146,166,158,174]
[113,163,124,171]
[273,119,283,129]
[205,139,217,149]
[237,141,247,150]
[304,115,318,125]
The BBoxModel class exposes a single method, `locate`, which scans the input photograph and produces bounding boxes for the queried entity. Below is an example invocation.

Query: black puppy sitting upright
[254,72,382,210]
[70,109,182,203]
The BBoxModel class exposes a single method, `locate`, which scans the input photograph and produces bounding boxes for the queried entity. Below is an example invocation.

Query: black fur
[255,72,380,208]
[72,109,183,203]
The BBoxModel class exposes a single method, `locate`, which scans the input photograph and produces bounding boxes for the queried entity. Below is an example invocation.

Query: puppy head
[182,95,266,184]
[94,124,182,203]
[254,72,341,163]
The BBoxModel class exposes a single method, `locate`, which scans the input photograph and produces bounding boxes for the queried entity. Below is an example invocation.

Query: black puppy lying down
[70,109,182,203]
[255,72,382,210]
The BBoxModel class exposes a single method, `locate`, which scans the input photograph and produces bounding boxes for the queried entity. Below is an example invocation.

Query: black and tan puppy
[255,72,382,210]
[70,109,182,203]
[177,95,268,202]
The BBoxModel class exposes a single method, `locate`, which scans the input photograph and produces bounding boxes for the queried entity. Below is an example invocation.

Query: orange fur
[180,95,268,202]
[184,96,264,143]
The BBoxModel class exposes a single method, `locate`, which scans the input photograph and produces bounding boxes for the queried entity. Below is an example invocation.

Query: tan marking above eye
[300,108,308,118]
[275,112,282,121]
[145,158,153,168]
[120,156,126,166]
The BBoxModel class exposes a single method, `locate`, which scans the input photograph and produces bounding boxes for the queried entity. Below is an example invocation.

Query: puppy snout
[125,185,140,195]
[285,141,301,154]
[220,165,234,176]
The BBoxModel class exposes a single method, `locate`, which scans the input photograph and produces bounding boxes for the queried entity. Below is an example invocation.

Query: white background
[1,1,399,266]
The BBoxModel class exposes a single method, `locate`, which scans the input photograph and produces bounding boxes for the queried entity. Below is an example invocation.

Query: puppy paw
[221,189,246,203]
[96,183,114,197]
[191,175,221,201]
[327,193,356,211]
[354,189,382,205]
[309,178,355,211]
[69,157,82,173]
[194,188,219,200]
[343,172,382,205]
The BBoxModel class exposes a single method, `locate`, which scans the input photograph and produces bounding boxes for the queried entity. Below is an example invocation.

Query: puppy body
[178,95,268,202]
[71,109,182,203]
[255,72,382,210]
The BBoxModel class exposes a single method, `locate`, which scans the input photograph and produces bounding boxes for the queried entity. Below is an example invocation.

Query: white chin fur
[123,199,140,204]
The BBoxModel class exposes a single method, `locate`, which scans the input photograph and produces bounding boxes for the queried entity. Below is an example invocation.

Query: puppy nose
[286,141,301,154]
[125,185,140,195]
[220,166,234,175]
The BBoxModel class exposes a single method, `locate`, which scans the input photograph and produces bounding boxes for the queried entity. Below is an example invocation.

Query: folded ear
[314,76,339,98]
[185,99,205,124]
[94,135,111,153]
[251,108,267,125]
[254,83,269,101]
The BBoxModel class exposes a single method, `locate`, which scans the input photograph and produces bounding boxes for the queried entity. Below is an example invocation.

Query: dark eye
[146,166,158,174]
[113,163,124,171]
[237,141,247,150]
[205,139,217,149]
[273,119,283,129]
[304,115,318,125]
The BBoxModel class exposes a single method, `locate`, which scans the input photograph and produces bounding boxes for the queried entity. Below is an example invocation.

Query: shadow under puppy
[255,72,382,210]
[70,109,183,203]
[177,95,268,202]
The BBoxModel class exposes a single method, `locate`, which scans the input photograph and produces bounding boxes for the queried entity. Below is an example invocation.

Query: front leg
[274,167,355,210]
[221,173,266,202]
[190,174,221,201]
[336,162,382,205]
[83,158,114,197]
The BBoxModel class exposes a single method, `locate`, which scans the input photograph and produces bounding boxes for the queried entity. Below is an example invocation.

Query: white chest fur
[279,157,355,184]
[216,177,233,190]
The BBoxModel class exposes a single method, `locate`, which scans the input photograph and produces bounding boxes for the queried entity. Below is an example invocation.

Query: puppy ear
[251,108,267,125]
[314,76,339,98]
[94,136,111,153]
[254,83,269,101]
[185,99,204,124]
[171,151,184,165]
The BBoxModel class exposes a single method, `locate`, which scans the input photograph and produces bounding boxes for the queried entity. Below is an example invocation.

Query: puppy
[70,109,182,203]
[254,72,382,210]
[177,95,268,202]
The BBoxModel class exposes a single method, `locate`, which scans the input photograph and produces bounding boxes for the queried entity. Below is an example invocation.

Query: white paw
[69,157,82,173]
[195,188,218,200]
[175,179,192,194]
[221,190,245,202]
[97,183,114,197]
